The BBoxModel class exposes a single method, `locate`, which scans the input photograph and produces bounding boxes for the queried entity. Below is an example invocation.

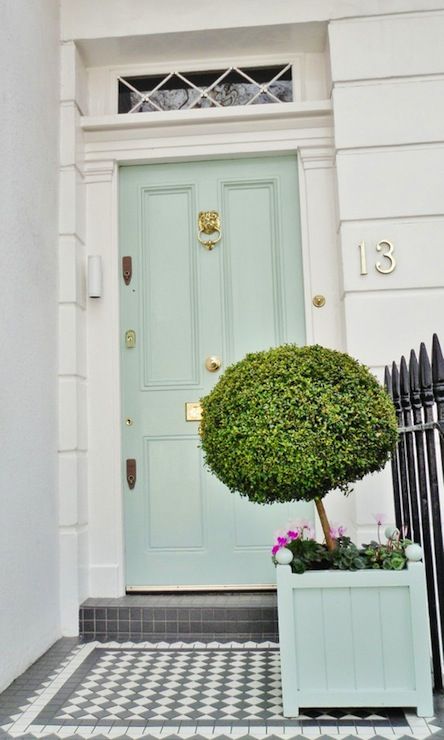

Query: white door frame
[81,108,344,600]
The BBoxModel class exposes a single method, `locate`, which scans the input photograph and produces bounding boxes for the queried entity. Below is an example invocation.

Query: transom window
[118,64,293,114]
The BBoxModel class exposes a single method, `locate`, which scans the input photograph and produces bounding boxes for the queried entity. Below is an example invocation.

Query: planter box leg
[416,697,434,718]
[282,697,299,717]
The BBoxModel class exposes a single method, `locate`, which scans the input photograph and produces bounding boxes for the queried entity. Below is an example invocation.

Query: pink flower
[287,529,299,541]
[373,512,388,526]
[329,522,346,539]
[277,536,288,546]
[271,545,280,555]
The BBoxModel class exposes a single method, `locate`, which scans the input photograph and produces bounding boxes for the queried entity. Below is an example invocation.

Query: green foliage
[275,535,410,574]
[284,537,329,574]
[200,344,398,505]
[329,537,367,571]
[362,538,411,570]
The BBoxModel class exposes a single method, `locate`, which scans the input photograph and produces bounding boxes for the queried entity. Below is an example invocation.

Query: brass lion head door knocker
[198,211,222,251]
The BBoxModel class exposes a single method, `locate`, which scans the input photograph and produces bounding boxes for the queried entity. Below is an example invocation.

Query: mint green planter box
[276,562,433,717]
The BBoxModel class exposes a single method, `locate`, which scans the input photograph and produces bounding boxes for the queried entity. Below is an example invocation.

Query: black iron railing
[385,334,444,690]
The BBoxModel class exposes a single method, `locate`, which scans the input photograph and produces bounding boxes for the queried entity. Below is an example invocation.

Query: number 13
[359,240,396,275]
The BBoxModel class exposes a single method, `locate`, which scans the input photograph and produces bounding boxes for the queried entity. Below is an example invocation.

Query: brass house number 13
[359,240,397,275]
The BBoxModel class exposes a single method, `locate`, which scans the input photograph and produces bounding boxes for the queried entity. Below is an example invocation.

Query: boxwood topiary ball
[200,344,398,505]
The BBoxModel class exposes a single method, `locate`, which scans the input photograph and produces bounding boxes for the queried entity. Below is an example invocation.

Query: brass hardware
[125,329,136,348]
[205,355,222,372]
[126,458,136,489]
[122,256,132,285]
[125,418,133,426]
[186,402,203,421]
[312,295,326,308]
[198,211,221,251]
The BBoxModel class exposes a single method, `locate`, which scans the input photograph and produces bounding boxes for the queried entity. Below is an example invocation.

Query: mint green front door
[120,155,310,588]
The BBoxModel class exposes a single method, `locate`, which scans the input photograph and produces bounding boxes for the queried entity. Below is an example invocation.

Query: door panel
[120,155,310,588]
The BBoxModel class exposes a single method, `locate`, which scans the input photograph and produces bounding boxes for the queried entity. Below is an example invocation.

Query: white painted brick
[303,53,328,100]
[302,164,344,349]
[59,166,86,242]
[354,464,394,527]
[78,528,89,603]
[336,146,444,221]
[58,453,79,525]
[344,289,444,367]
[334,78,444,149]
[77,452,88,526]
[77,379,88,452]
[58,378,79,451]
[340,217,444,292]
[60,103,83,167]
[59,236,86,307]
[59,529,80,635]
[329,12,444,82]
[60,41,88,114]
[59,304,86,377]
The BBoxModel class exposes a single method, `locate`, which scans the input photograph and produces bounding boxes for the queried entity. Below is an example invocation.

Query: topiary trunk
[315,498,336,552]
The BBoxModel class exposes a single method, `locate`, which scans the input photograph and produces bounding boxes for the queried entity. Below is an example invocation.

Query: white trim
[81,100,331,132]
[82,107,343,599]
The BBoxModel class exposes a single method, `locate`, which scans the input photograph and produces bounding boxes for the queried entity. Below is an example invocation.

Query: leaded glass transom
[118,64,293,114]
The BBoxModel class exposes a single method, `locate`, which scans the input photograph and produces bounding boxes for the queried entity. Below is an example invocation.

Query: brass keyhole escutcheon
[205,356,222,372]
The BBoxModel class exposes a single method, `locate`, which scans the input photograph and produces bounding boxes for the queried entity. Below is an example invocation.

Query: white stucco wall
[0,0,60,690]
[329,9,444,541]
[56,0,444,620]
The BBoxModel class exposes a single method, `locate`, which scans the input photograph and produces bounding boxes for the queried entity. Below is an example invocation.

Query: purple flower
[271,545,280,555]
[277,536,288,546]
[287,529,299,541]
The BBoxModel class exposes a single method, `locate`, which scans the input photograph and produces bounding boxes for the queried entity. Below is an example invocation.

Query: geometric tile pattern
[0,640,442,739]
[46,648,283,725]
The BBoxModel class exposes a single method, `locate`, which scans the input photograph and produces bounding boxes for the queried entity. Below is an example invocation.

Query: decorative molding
[81,100,332,133]
[298,145,335,170]
[83,160,116,183]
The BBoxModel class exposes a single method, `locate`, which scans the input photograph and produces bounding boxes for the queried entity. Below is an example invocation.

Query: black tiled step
[79,592,278,641]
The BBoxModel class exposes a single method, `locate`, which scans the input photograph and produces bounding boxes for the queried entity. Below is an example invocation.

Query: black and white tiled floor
[1,639,444,739]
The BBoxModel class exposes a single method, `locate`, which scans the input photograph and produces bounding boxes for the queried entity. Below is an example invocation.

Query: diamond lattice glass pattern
[118,65,293,114]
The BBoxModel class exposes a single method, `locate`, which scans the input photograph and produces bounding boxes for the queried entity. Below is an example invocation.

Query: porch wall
[329,10,444,543]
[54,0,444,629]
[0,0,61,691]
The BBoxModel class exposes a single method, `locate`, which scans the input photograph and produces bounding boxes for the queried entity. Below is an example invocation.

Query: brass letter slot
[185,402,203,421]
[126,458,136,489]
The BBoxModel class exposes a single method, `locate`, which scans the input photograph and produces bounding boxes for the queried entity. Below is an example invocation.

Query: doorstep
[79,592,278,642]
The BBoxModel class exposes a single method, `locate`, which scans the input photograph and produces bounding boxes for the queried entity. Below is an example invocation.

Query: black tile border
[79,601,279,641]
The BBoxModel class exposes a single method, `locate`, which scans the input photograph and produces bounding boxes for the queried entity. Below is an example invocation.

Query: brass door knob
[205,356,222,372]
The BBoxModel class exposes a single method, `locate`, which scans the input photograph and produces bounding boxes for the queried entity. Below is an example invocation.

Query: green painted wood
[322,589,355,690]
[276,563,434,717]
[120,156,308,587]
[350,588,385,689]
